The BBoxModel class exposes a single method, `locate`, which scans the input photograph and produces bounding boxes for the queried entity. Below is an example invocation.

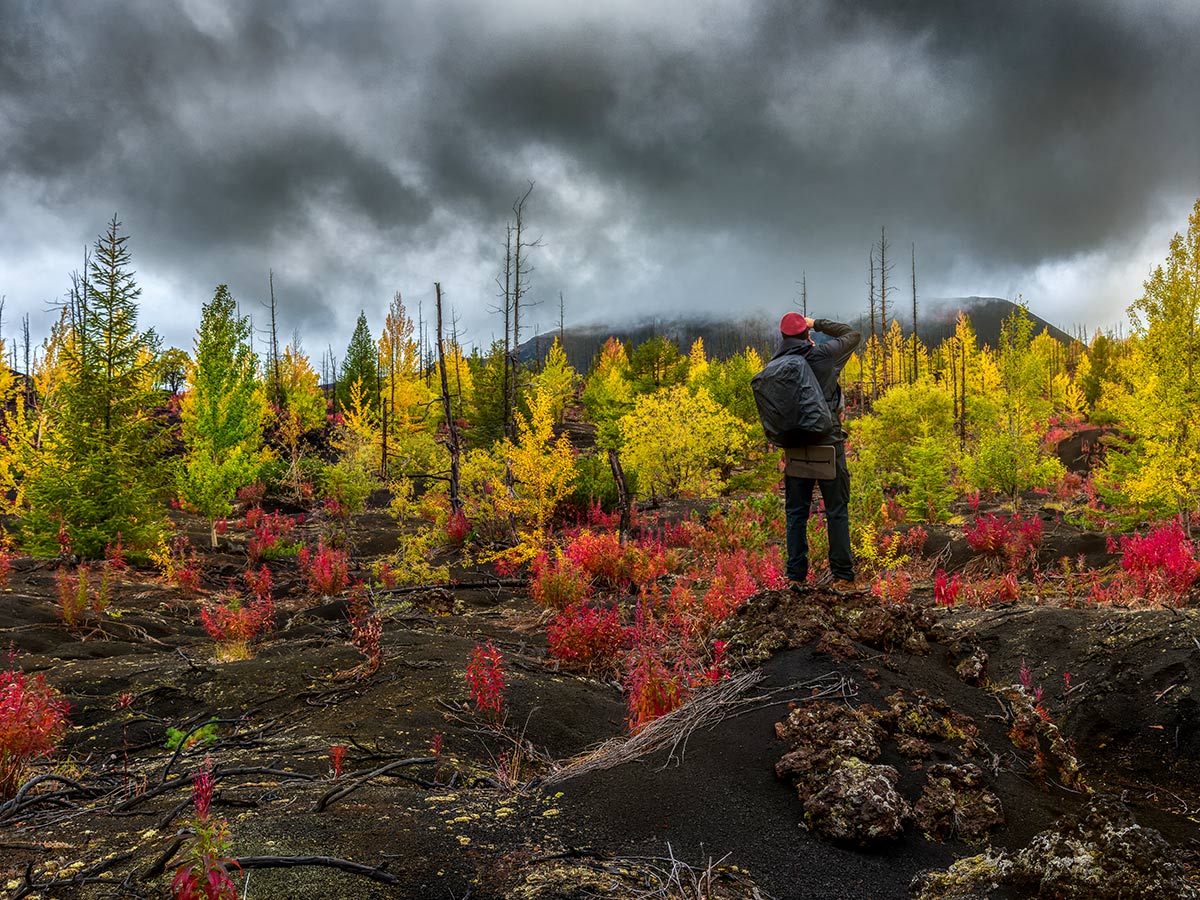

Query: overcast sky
[2,0,1199,358]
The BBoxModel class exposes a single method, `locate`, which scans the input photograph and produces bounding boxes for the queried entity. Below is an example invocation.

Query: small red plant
[375,562,398,590]
[0,668,70,798]
[871,570,913,604]
[530,554,590,610]
[104,536,128,571]
[445,509,471,547]
[548,602,624,672]
[700,640,731,684]
[200,593,272,661]
[703,551,761,621]
[328,746,347,779]
[243,565,273,611]
[465,641,507,718]
[965,513,1043,570]
[933,569,961,607]
[247,512,299,562]
[562,529,674,590]
[899,526,928,556]
[299,540,350,597]
[56,520,72,557]
[347,587,383,678]
[1118,519,1200,606]
[171,762,239,900]
[322,495,349,520]
[236,482,266,508]
[0,549,11,590]
[623,643,684,732]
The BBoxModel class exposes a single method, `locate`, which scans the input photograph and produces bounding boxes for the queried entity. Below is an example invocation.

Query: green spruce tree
[23,217,163,557]
[179,285,270,546]
[337,311,380,413]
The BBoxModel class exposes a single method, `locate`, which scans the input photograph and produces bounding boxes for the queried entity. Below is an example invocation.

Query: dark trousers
[784,443,854,583]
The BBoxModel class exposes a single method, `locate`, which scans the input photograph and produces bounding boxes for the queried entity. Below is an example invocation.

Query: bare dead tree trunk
[878,226,892,390]
[435,283,462,512]
[378,346,388,480]
[507,182,538,440]
[910,244,918,384]
[949,335,958,441]
[21,313,31,407]
[868,251,878,400]
[608,448,632,537]
[960,338,968,447]
[502,224,513,440]
[268,270,282,408]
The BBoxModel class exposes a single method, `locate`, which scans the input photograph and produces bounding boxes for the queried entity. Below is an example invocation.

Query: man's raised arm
[812,318,861,366]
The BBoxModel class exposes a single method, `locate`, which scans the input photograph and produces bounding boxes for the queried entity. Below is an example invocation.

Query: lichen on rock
[802,757,910,845]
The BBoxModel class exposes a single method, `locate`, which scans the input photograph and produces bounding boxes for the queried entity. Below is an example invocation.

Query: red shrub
[172,763,239,900]
[465,641,507,717]
[247,512,299,562]
[375,562,398,590]
[0,669,70,798]
[299,540,350,596]
[244,565,273,612]
[899,526,928,556]
[328,746,347,779]
[562,530,673,590]
[703,551,761,621]
[965,513,1043,569]
[445,509,471,547]
[871,571,913,604]
[548,603,624,672]
[322,496,349,520]
[348,587,383,677]
[200,593,272,659]
[530,554,590,610]
[104,536,128,571]
[1118,520,1200,606]
[623,644,685,732]
[236,482,266,508]
[933,569,961,607]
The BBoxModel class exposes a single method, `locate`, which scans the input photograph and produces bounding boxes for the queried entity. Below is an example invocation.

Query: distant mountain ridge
[517,297,1077,372]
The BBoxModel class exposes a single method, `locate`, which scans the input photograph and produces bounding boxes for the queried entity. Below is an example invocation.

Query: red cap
[780,312,808,336]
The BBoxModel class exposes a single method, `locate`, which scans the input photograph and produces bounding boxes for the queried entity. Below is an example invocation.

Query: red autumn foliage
[243,565,273,609]
[623,642,684,732]
[871,570,913,604]
[530,554,590,610]
[329,745,347,779]
[933,569,961,607]
[246,511,299,562]
[299,540,350,596]
[465,641,507,717]
[0,668,70,798]
[445,509,471,547]
[547,602,624,672]
[965,513,1043,569]
[199,593,272,647]
[1118,519,1200,606]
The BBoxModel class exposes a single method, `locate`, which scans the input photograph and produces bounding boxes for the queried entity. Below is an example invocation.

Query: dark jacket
[771,319,861,440]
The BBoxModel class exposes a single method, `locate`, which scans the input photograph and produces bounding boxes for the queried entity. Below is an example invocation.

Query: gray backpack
[751,354,835,447]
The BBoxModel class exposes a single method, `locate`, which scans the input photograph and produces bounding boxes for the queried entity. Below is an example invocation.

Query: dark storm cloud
[1,0,1198,351]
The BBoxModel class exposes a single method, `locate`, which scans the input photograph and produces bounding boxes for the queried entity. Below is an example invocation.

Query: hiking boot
[788,579,811,594]
[830,577,867,597]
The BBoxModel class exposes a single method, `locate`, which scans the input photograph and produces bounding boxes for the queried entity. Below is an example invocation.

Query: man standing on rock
[772,312,862,594]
